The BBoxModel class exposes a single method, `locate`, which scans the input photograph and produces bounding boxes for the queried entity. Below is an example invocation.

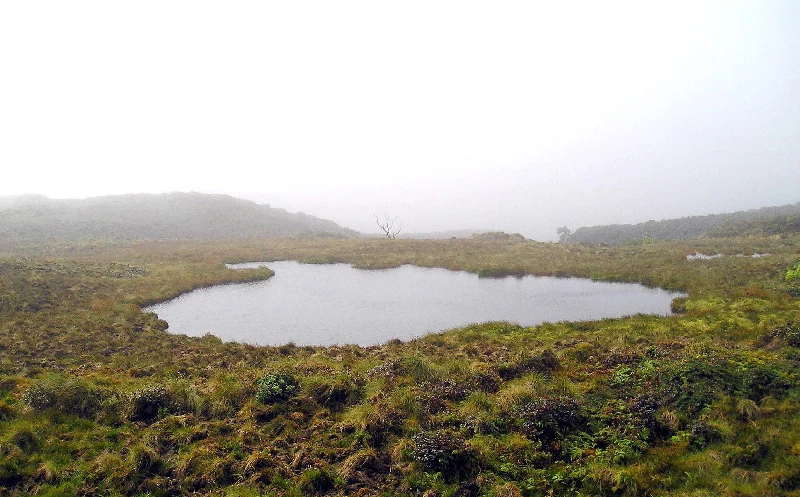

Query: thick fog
[2,2,799,240]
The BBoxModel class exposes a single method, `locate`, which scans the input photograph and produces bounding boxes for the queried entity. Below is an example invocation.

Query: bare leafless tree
[374,213,402,239]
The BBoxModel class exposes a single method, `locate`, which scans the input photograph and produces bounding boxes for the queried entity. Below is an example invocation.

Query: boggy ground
[0,235,799,496]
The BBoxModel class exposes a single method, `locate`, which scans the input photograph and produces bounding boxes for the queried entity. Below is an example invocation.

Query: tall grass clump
[22,375,104,419]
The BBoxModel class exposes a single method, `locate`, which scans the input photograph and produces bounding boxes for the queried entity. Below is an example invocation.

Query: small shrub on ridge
[256,372,299,404]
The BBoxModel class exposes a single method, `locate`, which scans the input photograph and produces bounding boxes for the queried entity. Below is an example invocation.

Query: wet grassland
[0,235,799,496]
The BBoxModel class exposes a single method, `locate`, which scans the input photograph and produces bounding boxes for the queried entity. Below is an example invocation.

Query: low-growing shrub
[689,420,722,449]
[630,394,672,440]
[7,427,39,453]
[659,359,739,413]
[298,467,335,494]
[22,376,104,418]
[0,401,14,421]
[425,379,470,402]
[412,430,476,482]
[671,296,688,314]
[743,364,787,401]
[471,369,502,393]
[127,385,171,422]
[497,349,559,380]
[255,372,299,404]
[766,322,800,347]
[727,440,771,467]
[418,371,501,414]
[515,396,585,447]
[786,260,800,282]
[600,348,641,368]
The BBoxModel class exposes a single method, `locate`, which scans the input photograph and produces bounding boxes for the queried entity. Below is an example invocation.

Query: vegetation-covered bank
[0,236,799,496]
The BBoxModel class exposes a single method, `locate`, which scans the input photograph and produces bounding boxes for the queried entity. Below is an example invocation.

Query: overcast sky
[1,1,798,240]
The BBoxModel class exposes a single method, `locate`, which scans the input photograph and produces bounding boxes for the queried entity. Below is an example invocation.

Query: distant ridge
[399,229,485,240]
[0,192,357,243]
[562,202,800,245]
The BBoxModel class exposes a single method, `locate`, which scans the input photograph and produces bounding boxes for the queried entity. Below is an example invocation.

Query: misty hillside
[0,193,357,243]
[562,202,800,245]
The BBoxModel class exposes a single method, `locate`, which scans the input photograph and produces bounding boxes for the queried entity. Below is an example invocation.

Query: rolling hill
[561,202,800,245]
[0,192,358,243]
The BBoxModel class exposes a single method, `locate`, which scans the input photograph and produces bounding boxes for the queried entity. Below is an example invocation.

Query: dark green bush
[425,378,470,402]
[298,468,335,494]
[671,296,688,314]
[767,322,800,347]
[470,369,502,393]
[412,430,476,482]
[255,372,299,404]
[0,401,13,422]
[8,428,39,453]
[515,396,585,447]
[727,440,771,467]
[743,364,787,401]
[497,349,559,380]
[689,421,722,449]
[0,457,23,485]
[418,379,468,414]
[127,385,171,422]
[786,260,800,282]
[630,394,672,440]
[659,359,739,413]
[418,372,500,414]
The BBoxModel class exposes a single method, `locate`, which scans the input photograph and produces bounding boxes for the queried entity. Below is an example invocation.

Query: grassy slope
[0,236,799,496]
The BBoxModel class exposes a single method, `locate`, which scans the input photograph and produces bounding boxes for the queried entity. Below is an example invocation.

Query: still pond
[145,261,684,346]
